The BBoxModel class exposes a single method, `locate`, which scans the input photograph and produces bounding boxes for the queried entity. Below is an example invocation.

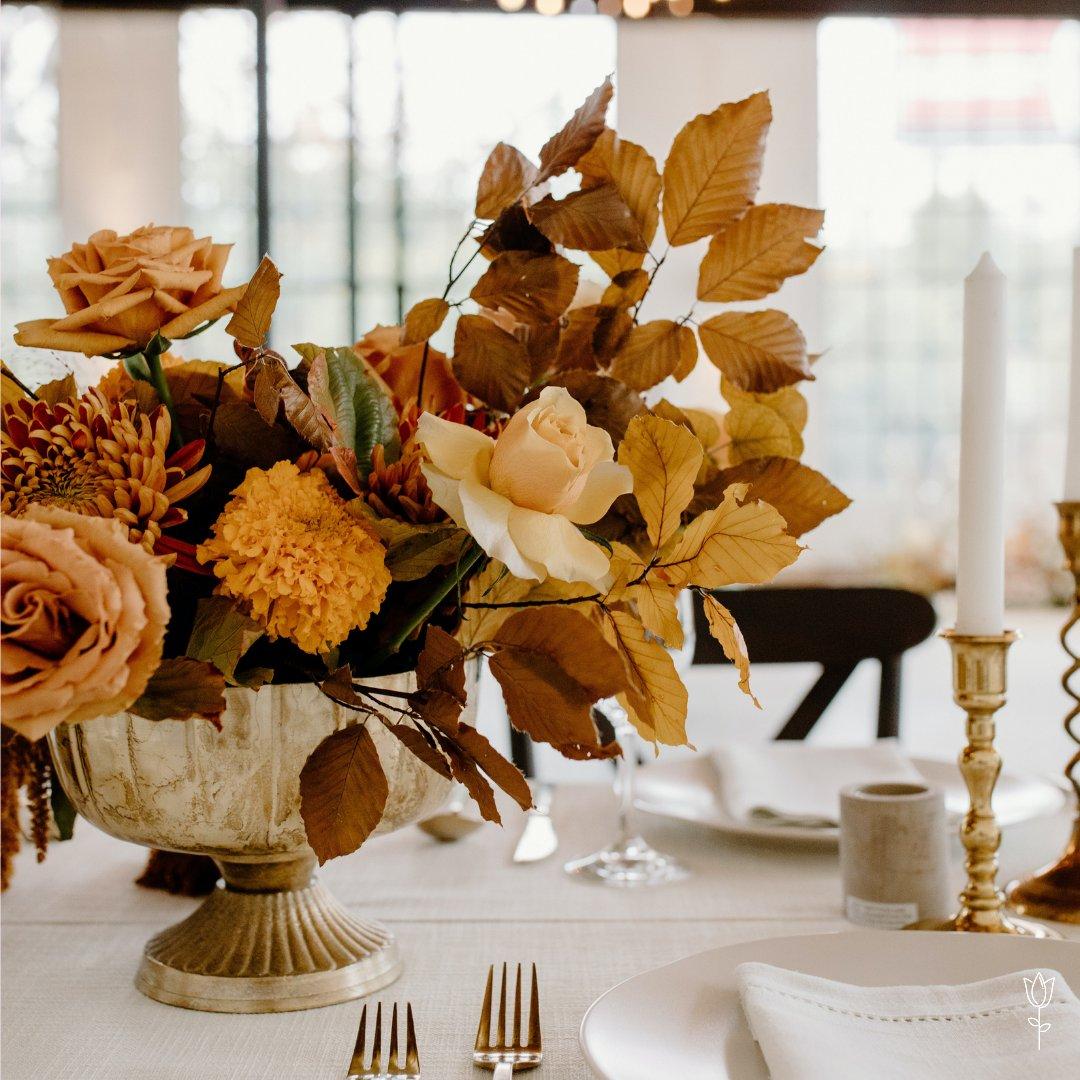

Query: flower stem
[380,544,484,659]
[141,335,183,451]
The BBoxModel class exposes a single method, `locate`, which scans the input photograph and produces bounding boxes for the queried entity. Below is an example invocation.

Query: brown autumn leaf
[545,369,646,443]
[609,319,697,392]
[536,77,613,183]
[368,517,469,581]
[527,184,647,254]
[475,142,539,219]
[185,596,267,688]
[383,720,453,781]
[479,204,554,260]
[708,457,851,537]
[577,128,661,277]
[452,314,531,412]
[698,310,812,393]
[471,252,580,324]
[252,354,333,451]
[700,593,759,706]
[211,401,303,469]
[601,268,650,310]
[299,723,389,864]
[723,383,806,464]
[35,372,79,406]
[129,658,227,725]
[437,736,501,824]
[618,414,703,549]
[662,91,772,247]
[599,609,689,746]
[226,255,281,348]
[416,625,468,704]
[487,607,625,755]
[402,298,450,346]
[453,724,533,811]
[697,204,824,302]
[658,484,801,589]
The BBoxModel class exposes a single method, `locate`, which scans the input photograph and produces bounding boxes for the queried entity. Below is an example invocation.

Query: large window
[817,17,1080,599]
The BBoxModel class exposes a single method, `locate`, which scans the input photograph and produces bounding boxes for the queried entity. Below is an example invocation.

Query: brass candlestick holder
[1006,501,1080,924]
[908,629,1053,936]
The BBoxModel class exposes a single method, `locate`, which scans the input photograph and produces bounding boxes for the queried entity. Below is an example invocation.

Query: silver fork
[473,963,542,1078]
[347,1001,420,1079]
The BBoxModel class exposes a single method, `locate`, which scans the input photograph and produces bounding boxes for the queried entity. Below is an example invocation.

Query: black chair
[692,586,937,741]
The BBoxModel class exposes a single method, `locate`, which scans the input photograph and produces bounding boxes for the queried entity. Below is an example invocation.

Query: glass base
[564,835,690,888]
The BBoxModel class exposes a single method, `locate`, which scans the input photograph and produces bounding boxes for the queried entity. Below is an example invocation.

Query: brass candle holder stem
[1007,501,1080,924]
[908,629,1052,936]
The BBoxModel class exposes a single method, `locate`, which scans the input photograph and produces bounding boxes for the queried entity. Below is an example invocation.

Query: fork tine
[496,962,508,1049]
[528,963,541,1050]
[351,1003,368,1070]
[512,963,523,1049]
[371,1001,382,1074]
[388,1002,400,1071]
[475,965,493,1051]
[406,1002,420,1072]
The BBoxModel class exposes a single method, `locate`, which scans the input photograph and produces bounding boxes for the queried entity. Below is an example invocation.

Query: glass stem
[612,712,638,847]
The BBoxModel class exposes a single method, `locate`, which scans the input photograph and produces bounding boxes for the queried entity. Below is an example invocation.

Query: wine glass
[564,592,696,887]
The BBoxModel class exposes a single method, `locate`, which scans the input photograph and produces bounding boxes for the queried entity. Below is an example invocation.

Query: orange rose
[355,324,469,415]
[1,507,169,740]
[14,225,245,357]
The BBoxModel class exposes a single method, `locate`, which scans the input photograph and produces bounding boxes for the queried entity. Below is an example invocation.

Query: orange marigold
[197,461,390,654]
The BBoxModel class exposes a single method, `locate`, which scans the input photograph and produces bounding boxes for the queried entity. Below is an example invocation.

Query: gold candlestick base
[1006,501,1080,925]
[906,629,1055,937]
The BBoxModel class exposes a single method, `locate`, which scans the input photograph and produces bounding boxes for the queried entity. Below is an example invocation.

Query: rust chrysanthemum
[1,389,210,552]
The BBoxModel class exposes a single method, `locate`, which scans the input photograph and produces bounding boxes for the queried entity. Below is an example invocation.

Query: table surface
[2,780,1077,1080]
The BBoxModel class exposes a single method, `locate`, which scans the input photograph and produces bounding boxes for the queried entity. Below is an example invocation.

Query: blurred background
[3,1,1078,773]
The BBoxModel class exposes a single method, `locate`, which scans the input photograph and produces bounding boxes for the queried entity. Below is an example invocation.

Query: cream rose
[14,225,244,357]
[418,386,632,587]
[1,507,169,741]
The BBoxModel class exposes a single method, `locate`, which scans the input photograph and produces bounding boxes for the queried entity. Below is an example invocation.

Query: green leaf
[123,352,152,382]
[185,596,268,687]
[50,779,77,841]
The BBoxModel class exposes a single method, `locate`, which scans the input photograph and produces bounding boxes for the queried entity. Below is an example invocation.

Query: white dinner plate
[634,754,1067,844]
[580,931,1080,1080]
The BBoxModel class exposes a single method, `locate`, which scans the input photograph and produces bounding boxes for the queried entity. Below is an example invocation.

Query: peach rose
[1,507,169,740]
[418,386,632,587]
[14,225,245,357]
[355,324,469,414]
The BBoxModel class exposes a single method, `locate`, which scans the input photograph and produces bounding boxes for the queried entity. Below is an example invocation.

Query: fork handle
[493,1064,514,1079]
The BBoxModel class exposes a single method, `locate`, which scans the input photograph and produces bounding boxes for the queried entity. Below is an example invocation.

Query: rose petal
[417,413,494,482]
[458,477,544,581]
[506,505,611,587]
[562,459,634,525]
[420,462,467,525]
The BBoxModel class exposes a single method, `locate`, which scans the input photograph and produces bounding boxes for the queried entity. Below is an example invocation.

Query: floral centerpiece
[1,82,848,1008]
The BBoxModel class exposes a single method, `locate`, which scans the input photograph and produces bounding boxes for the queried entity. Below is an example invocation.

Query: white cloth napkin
[712,739,924,828]
[736,961,1080,1080]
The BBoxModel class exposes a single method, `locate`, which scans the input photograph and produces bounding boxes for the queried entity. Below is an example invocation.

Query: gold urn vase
[48,675,454,1013]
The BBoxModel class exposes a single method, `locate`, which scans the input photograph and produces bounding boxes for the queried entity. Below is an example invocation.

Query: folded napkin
[736,961,1080,1080]
[713,739,923,828]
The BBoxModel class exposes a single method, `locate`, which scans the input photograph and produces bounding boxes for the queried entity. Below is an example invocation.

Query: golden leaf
[609,319,697,392]
[35,372,79,406]
[471,252,580,324]
[651,400,722,483]
[1,361,30,406]
[402,298,450,345]
[452,314,531,412]
[600,268,650,310]
[700,593,759,707]
[545,369,646,443]
[629,579,684,650]
[707,457,850,537]
[698,310,813,393]
[577,128,661,277]
[226,255,281,348]
[659,485,801,589]
[599,609,689,746]
[723,383,806,464]
[536,77,613,183]
[527,184,647,254]
[475,142,539,219]
[457,563,535,647]
[661,91,771,247]
[618,414,703,549]
[299,723,389,864]
[697,204,824,302]
[371,518,469,581]
[488,607,625,757]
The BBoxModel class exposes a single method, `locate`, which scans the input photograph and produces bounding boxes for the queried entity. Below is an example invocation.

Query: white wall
[58,11,181,242]
[616,17,823,446]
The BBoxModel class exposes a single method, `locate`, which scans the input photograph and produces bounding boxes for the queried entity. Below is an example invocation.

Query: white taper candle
[1065,247,1080,500]
[955,253,1006,635]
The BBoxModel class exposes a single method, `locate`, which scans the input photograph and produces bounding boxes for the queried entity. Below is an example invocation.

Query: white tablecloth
[2,783,1075,1079]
